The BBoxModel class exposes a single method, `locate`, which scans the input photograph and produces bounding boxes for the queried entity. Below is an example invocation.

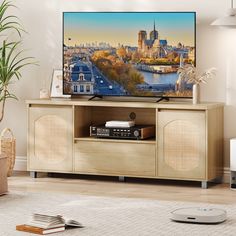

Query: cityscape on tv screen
[63,12,195,97]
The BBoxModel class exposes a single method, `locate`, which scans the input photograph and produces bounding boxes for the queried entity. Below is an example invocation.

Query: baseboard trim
[14,156,27,171]
[14,156,231,183]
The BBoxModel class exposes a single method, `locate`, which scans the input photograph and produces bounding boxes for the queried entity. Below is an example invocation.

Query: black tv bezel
[62,11,196,99]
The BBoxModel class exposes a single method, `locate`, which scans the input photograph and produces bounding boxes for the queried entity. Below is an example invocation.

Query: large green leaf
[0,0,23,35]
[0,40,36,86]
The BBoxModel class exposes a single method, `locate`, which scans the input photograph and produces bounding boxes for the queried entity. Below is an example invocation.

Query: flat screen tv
[63,12,196,98]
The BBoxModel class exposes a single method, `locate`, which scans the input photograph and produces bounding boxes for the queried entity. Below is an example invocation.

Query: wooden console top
[26,99,224,110]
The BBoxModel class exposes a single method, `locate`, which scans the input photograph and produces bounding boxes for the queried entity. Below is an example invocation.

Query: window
[78,73,84,81]
[80,85,84,92]
[74,85,78,92]
[86,85,90,92]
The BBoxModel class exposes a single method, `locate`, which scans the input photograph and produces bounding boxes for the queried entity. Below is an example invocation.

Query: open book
[64,218,84,228]
[27,213,83,229]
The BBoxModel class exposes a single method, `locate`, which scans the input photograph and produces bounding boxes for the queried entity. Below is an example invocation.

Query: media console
[26,99,224,189]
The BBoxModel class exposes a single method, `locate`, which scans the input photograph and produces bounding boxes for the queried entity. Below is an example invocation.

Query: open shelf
[74,105,156,140]
[74,136,156,144]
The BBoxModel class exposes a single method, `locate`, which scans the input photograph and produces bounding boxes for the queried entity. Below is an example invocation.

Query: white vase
[40,88,50,99]
[192,84,200,104]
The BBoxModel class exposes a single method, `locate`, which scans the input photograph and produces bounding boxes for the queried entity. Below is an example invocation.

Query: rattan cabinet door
[158,110,206,180]
[28,106,73,172]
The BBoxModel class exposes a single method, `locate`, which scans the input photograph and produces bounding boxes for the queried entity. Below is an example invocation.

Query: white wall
[0,0,235,167]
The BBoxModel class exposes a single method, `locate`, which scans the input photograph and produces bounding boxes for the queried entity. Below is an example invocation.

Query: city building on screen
[69,61,94,95]
[138,21,168,58]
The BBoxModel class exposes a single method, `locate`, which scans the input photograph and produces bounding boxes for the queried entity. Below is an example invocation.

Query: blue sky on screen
[64,12,195,47]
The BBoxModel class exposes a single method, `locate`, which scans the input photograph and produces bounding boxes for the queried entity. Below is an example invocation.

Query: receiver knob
[134,130,139,137]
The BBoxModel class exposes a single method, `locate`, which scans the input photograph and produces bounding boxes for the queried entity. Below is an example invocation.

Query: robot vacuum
[171,207,227,224]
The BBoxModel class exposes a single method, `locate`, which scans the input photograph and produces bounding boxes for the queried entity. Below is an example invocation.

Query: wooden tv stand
[26,99,224,189]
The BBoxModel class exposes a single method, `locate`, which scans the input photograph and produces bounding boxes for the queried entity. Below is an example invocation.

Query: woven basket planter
[0,155,8,195]
[0,128,16,177]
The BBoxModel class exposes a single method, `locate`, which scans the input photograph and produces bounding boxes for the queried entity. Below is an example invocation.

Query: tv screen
[63,12,196,98]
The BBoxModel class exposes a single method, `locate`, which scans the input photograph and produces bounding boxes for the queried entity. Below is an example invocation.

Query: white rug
[0,191,235,236]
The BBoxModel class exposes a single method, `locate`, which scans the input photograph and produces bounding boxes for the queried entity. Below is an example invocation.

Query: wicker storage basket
[0,128,16,177]
[0,155,8,195]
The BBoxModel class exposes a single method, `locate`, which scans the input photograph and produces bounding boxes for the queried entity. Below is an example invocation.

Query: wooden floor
[8,171,236,205]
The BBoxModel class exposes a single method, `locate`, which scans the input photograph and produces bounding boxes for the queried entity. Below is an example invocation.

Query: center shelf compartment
[74,105,156,140]
[73,105,157,177]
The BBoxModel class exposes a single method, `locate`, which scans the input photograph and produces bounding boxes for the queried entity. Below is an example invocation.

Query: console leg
[30,171,37,178]
[118,176,125,182]
[201,181,208,189]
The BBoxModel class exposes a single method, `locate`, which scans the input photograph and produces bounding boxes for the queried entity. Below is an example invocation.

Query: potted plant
[0,0,35,122]
[0,0,36,176]
[177,64,216,104]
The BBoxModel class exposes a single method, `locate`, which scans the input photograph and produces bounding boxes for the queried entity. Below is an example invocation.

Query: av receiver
[90,125,155,140]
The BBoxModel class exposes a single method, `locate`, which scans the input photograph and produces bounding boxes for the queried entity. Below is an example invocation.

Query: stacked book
[16,213,83,235]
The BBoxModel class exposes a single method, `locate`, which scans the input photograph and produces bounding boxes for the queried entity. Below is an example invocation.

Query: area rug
[0,191,235,236]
